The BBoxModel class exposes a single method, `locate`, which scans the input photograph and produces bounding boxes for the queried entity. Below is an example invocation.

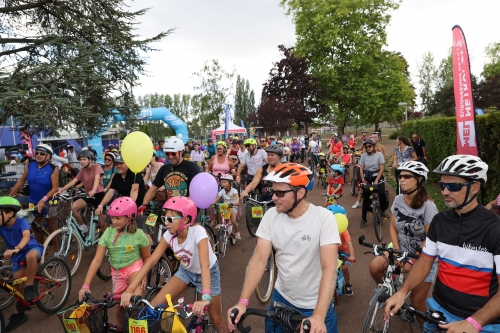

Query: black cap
[207,138,214,142]
[114,155,125,163]
[232,139,238,144]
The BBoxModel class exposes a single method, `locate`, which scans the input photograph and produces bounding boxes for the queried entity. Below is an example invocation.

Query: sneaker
[344,284,353,296]
[24,284,38,302]
[235,232,241,240]
[352,201,360,209]
[79,224,88,234]
[5,312,28,332]
[359,219,367,228]
[382,212,390,219]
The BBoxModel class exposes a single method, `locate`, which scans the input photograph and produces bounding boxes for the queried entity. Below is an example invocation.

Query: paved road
[5,139,429,332]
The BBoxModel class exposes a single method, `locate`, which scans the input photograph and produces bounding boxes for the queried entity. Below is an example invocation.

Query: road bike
[361,180,389,242]
[359,235,419,333]
[213,202,237,257]
[243,195,273,238]
[0,255,71,314]
[230,302,311,333]
[397,299,447,333]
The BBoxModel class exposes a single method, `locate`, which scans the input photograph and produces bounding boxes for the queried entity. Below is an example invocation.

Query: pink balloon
[189,173,218,209]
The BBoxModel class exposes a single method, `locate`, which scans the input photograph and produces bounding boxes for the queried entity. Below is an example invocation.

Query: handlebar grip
[303,319,311,333]
[358,235,375,248]
[83,292,96,303]
[130,295,142,304]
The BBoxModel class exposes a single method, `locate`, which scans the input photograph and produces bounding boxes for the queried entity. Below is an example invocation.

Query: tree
[193,59,235,130]
[250,45,329,134]
[416,52,437,113]
[0,0,171,137]
[476,73,500,111]
[483,42,500,78]
[234,75,255,126]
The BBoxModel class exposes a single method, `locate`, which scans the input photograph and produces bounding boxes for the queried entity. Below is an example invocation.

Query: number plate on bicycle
[129,319,148,333]
[320,168,325,174]
[251,206,263,218]
[62,319,82,333]
[328,197,335,204]
[146,213,158,227]
[28,202,35,211]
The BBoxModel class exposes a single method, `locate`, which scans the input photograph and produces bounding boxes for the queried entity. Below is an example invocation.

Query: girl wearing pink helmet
[121,196,227,333]
[211,173,240,239]
[78,197,151,326]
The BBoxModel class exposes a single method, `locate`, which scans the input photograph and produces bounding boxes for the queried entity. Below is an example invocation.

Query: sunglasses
[260,140,266,142]
[439,182,473,192]
[104,158,113,162]
[161,216,183,224]
[166,152,177,157]
[216,148,223,150]
[398,174,415,180]
[35,151,47,156]
[273,189,295,198]
[365,145,373,149]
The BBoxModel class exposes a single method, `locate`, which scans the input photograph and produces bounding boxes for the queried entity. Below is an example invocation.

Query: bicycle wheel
[245,205,261,237]
[204,225,217,253]
[217,226,227,257]
[0,266,14,310]
[255,251,275,303]
[147,256,173,288]
[372,201,383,242]
[350,177,357,196]
[42,228,82,276]
[362,286,391,333]
[0,309,4,333]
[145,286,162,302]
[35,257,72,314]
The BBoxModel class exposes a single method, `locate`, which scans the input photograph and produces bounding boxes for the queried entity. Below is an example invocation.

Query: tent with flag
[213,122,246,135]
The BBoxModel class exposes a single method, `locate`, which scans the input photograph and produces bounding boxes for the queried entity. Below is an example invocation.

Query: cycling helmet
[108,197,137,218]
[277,140,284,145]
[331,164,344,174]
[433,155,488,183]
[326,204,347,215]
[362,130,367,133]
[363,138,376,146]
[398,161,429,181]
[334,137,339,142]
[207,138,214,143]
[0,197,21,212]
[264,163,313,187]
[35,144,53,156]
[108,144,114,148]
[104,152,115,161]
[243,138,257,146]
[111,148,118,152]
[78,150,94,160]
[318,152,326,157]
[220,173,234,181]
[265,144,283,156]
[164,138,185,152]
[193,142,200,146]
[216,141,227,149]
[270,141,276,145]
[163,196,197,232]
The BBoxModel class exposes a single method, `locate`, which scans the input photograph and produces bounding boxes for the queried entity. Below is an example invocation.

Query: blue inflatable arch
[88,107,189,160]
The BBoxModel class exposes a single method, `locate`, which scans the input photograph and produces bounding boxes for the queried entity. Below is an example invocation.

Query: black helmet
[265,144,284,156]
[363,138,376,146]
[78,150,94,160]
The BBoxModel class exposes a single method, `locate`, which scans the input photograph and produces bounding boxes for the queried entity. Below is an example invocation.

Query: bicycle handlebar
[242,196,273,206]
[358,235,419,259]
[230,305,311,333]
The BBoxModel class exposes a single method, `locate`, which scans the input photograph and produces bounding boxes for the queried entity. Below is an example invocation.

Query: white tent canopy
[213,122,246,135]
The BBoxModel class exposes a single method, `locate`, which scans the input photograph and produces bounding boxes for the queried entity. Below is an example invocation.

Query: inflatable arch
[87,107,189,160]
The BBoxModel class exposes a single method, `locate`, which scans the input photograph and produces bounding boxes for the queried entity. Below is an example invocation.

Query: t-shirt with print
[328,176,344,195]
[218,187,238,205]
[308,140,321,154]
[256,204,340,308]
[391,195,438,253]
[110,169,147,206]
[0,218,43,264]
[98,227,149,269]
[152,160,200,199]
[240,149,268,176]
[395,146,415,165]
[163,225,217,274]
[76,164,104,193]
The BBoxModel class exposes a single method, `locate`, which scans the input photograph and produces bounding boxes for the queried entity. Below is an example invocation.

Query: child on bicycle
[318,152,328,175]
[121,196,228,333]
[325,165,344,207]
[212,174,241,240]
[78,197,151,326]
[338,229,356,296]
[339,145,352,182]
[0,196,44,331]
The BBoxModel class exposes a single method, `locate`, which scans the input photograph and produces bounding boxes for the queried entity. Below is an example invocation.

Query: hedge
[401,112,500,203]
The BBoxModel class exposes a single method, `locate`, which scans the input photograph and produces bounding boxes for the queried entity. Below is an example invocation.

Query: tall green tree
[416,52,437,113]
[234,75,255,126]
[483,42,500,78]
[0,0,171,136]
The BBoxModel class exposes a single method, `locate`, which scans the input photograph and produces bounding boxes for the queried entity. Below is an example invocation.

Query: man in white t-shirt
[236,138,268,185]
[306,133,322,171]
[228,163,340,333]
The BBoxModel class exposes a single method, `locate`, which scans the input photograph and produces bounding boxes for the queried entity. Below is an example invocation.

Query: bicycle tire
[218,226,227,257]
[245,203,262,238]
[204,225,217,253]
[362,286,391,333]
[372,201,383,242]
[255,251,275,303]
[147,256,173,289]
[35,257,72,314]
[350,177,357,196]
[42,228,82,276]
[0,309,4,333]
[0,266,14,310]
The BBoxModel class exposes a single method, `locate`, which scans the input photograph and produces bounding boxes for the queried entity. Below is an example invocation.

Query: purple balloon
[189,172,218,209]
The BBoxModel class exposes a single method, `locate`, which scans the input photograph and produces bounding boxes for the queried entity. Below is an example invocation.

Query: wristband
[202,289,211,295]
[201,294,212,304]
[408,259,414,265]
[92,188,97,192]
[42,196,48,202]
[466,317,482,332]
[238,299,249,306]
[81,285,90,289]
[98,204,103,208]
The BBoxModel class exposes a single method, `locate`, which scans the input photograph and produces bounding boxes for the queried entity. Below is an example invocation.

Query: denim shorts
[423,260,439,283]
[12,247,43,273]
[174,262,221,296]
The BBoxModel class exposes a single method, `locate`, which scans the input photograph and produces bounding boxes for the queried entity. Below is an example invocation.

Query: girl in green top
[78,196,151,326]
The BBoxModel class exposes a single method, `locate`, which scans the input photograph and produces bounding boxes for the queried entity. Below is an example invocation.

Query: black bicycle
[361,180,388,242]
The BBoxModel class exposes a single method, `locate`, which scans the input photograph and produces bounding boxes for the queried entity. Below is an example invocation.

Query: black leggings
[361,181,387,220]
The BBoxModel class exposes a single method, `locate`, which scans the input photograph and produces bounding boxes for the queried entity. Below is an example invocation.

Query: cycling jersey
[26,161,56,203]
[423,205,500,322]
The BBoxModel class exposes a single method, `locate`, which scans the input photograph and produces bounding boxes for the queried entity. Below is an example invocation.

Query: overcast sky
[129,0,499,104]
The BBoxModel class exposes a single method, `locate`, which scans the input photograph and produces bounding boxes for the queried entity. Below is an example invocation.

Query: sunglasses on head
[166,152,177,157]
[439,182,473,192]
[161,216,183,224]
[273,189,295,198]
[35,151,47,156]
[398,174,415,180]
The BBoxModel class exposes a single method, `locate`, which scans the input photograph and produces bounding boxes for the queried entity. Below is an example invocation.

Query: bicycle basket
[121,307,176,333]
[58,303,105,333]
[219,203,232,220]
[245,204,264,229]
[47,199,72,219]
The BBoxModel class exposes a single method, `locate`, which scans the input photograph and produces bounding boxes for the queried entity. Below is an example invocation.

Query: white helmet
[163,138,184,153]
[398,161,429,180]
[35,144,53,156]
[433,155,488,183]
[220,173,234,181]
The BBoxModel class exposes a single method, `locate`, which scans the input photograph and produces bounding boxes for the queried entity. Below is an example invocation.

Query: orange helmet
[264,163,312,187]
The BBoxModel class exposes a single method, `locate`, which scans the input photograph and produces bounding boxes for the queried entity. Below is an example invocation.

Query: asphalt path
[5,138,429,332]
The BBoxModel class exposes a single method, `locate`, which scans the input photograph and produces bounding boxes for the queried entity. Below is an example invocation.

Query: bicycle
[332,253,354,307]
[230,302,311,333]
[397,298,447,333]
[317,166,328,188]
[41,192,111,278]
[361,180,389,242]
[0,254,71,314]
[243,195,273,238]
[213,202,238,257]
[358,235,419,333]
[350,163,362,196]
[321,193,341,206]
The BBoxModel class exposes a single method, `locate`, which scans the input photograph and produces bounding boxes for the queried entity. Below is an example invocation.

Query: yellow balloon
[121,131,154,173]
[334,213,348,234]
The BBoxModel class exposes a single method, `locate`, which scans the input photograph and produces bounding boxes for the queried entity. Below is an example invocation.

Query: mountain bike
[359,235,419,333]
[361,180,388,242]
[213,203,237,257]
[243,195,273,237]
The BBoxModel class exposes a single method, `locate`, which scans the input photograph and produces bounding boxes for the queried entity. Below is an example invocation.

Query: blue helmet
[327,204,347,215]
[331,164,344,174]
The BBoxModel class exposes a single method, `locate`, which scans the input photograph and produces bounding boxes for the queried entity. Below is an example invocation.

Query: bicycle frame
[62,206,100,250]
[0,271,60,307]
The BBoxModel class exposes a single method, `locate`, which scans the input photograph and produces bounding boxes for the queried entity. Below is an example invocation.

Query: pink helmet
[162,196,198,230]
[108,197,137,218]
